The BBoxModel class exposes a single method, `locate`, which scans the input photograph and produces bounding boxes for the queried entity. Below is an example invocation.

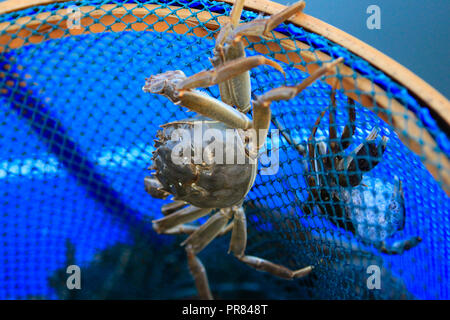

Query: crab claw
[337,128,388,187]
[142,70,186,94]
[143,70,188,104]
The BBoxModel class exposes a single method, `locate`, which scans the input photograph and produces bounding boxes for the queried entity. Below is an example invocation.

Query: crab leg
[229,206,313,279]
[215,1,305,54]
[152,205,212,234]
[143,69,253,129]
[178,55,285,90]
[181,208,234,254]
[165,221,233,300]
[252,58,343,151]
[177,90,253,129]
[186,245,213,300]
[181,208,235,299]
[180,54,284,115]
[378,181,421,253]
[329,85,356,154]
[164,225,199,235]
[144,176,170,199]
[229,0,245,27]
[308,109,328,172]
[379,236,422,255]
[328,79,340,154]
[154,206,235,299]
[212,1,304,113]
[231,1,306,41]
[271,117,307,156]
[306,109,326,189]
[211,0,251,113]
[378,181,422,252]
[213,0,245,51]
[164,221,234,236]
[336,127,389,187]
[161,200,188,215]
[339,98,356,150]
[301,193,314,215]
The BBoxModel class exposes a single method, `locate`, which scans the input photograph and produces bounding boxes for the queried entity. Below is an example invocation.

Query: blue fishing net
[0,0,448,299]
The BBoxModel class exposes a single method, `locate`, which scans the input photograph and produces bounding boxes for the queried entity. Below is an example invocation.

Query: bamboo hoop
[0,0,448,194]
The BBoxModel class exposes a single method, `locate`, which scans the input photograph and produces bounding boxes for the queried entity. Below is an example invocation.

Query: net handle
[0,0,448,194]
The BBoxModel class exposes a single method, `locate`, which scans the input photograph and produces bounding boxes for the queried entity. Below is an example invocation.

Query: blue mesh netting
[0,0,448,299]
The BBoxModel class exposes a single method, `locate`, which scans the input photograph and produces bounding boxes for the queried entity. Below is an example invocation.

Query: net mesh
[0,0,448,299]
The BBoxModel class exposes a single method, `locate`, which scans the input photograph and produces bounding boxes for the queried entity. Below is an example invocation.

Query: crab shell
[145,116,257,208]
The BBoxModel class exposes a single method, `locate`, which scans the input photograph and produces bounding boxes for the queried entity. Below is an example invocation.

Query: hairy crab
[142,0,343,299]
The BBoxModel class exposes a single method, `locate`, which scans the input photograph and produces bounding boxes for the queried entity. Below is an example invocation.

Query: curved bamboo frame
[0,0,449,194]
